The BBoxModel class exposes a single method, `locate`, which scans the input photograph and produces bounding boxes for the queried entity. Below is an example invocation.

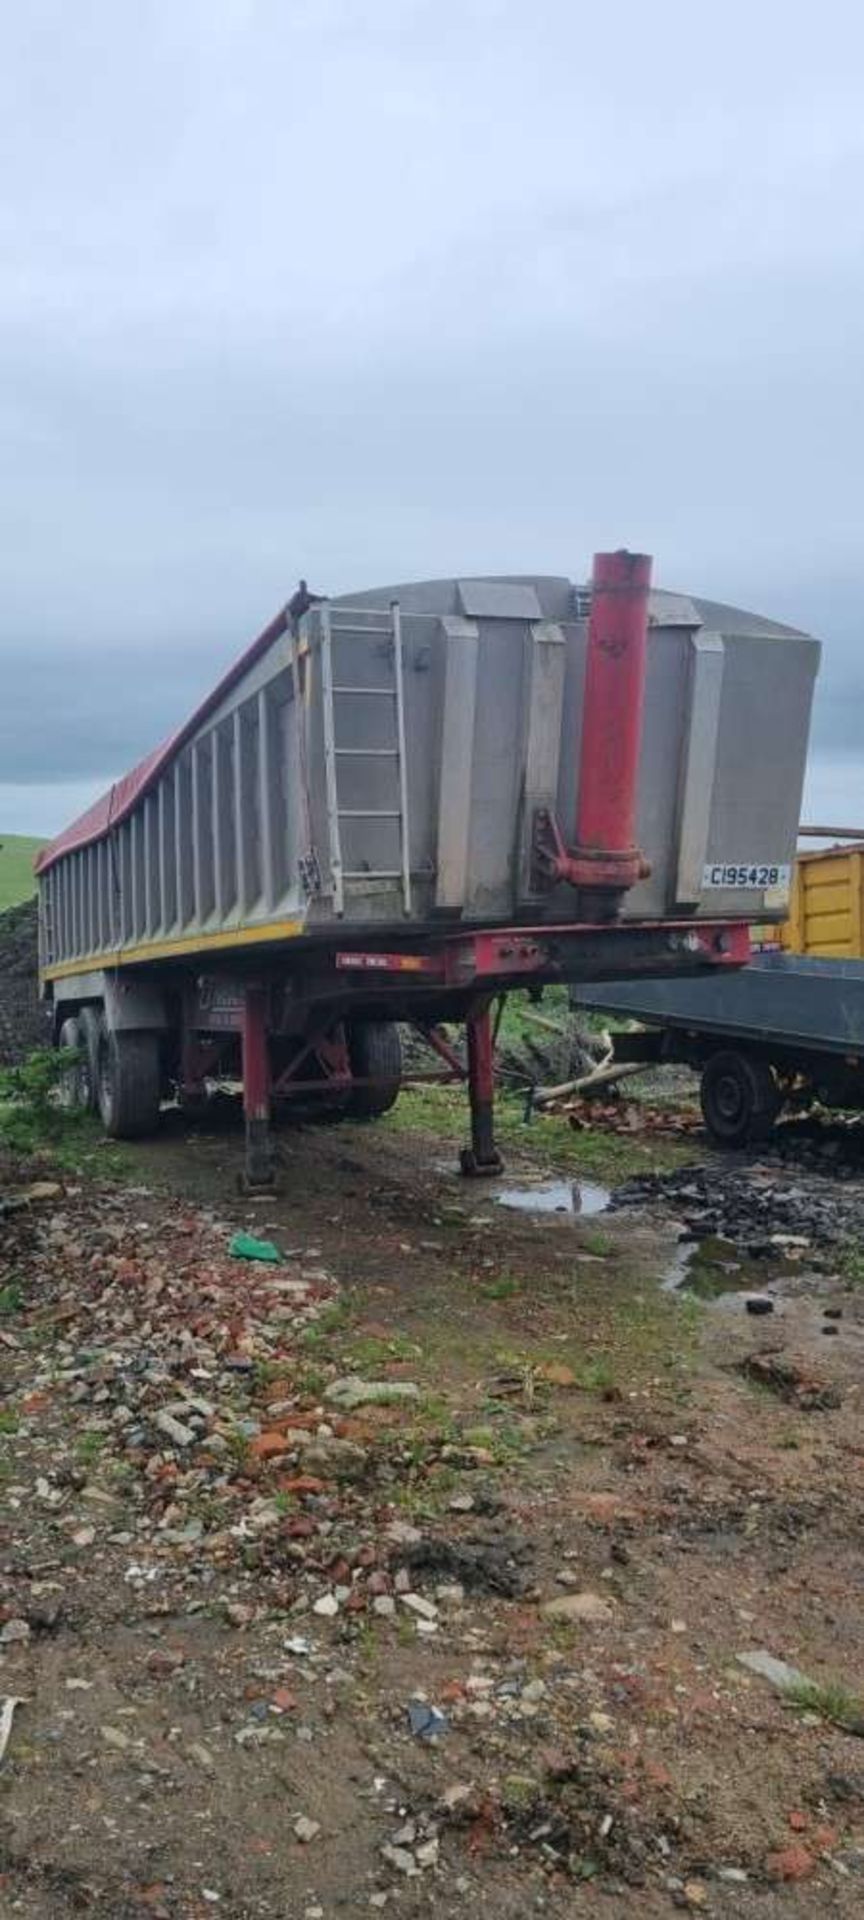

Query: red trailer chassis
[181,916,751,1187]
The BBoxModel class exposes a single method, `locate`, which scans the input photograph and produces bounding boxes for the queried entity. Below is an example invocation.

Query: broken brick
[766,1846,816,1882]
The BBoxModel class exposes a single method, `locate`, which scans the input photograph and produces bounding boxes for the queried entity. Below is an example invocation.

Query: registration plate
[702,862,791,890]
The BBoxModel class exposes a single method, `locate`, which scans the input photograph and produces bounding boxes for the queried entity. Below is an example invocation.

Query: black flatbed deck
[574,952,864,1060]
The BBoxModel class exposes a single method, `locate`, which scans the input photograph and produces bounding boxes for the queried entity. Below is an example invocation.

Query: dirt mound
[0,897,48,1064]
[0,895,38,976]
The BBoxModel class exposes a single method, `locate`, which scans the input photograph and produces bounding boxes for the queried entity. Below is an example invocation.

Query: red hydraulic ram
[554,548,653,918]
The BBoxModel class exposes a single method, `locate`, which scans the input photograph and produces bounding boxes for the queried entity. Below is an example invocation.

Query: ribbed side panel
[43,670,287,957]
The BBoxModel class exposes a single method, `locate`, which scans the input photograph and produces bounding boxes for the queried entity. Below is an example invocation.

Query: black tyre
[96,1025,161,1139]
[346,1021,403,1119]
[700,1049,781,1148]
[177,1085,211,1120]
[271,1028,348,1125]
[56,1016,90,1112]
[77,1006,102,1113]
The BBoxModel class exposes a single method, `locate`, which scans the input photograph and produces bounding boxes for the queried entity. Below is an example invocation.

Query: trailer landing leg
[179,1015,210,1116]
[460,1004,503,1176]
[241,986,276,1190]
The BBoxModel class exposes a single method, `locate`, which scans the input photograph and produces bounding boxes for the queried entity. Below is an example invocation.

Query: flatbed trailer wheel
[96,1025,161,1139]
[56,1016,91,1112]
[346,1021,403,1119]
[700,1049,781,1148]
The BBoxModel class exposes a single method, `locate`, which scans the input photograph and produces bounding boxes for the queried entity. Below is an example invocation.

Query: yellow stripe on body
[40,916,305,984]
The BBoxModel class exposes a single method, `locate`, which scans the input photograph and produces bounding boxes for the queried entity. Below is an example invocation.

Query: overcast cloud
[2,0,864,835]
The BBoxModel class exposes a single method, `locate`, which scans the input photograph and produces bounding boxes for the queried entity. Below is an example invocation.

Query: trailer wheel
[346,1021,403,1119]
[56,1016,91,1112]
[700,1050,780,1148]
[96,1026,161,1138]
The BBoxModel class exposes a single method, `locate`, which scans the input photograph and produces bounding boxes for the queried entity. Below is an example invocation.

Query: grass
[573,1353,616,1391]
[580,1227,614,1257]
[342,1331,421,1371]
[0,1104,134,1179]
[0,1280,24,1316]
[297,1298,354,1350]
[781,1676,864,1733]
[51,1120,134,1179]
[479,1273,522,1301]
[838,1246,864,1287]
[383,1081,692,1185]
[254,1358,292,1388]
[292,1362,328,1399]
[0,833,44,909]
[0,1049,134,1175]
[223,1429,252,1468]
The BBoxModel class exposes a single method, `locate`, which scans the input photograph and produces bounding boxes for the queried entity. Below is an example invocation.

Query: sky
[2,0,864,838]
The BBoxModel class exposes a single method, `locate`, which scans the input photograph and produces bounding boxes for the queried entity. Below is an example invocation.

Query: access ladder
[319,602,412,917]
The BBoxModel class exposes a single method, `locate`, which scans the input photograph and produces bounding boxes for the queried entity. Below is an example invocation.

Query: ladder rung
[328,605,395,619]
[344,869,403,880]
[334,747,397,758]
[338,808,401,819]
[330,621,393,634]
[332,685,395,697]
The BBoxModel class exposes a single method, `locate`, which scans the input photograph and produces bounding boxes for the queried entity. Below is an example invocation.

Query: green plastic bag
[229,1231,282,1264]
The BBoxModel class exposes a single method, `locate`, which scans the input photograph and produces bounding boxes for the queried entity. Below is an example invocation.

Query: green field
[0,835,44,911]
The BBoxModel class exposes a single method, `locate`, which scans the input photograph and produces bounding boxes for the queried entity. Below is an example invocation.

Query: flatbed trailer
[575,952,864,1146]
[35,548,818,1185]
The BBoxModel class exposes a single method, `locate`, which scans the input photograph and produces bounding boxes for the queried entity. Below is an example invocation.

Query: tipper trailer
[35,550,819,1185]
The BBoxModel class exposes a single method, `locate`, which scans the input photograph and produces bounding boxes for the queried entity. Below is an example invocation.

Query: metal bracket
[530,806,651,904]
[299,848,323,897]
[530,807,569,892]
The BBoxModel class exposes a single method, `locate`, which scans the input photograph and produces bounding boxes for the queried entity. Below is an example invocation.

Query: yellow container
[778,845,864,957]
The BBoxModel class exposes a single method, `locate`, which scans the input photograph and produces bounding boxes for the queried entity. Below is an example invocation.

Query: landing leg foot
[459,1144,503,1178]
[241,1116,276,1192]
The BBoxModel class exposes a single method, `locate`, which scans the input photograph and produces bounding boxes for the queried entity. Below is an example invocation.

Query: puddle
[496,1180,610,1218]
[663,1235,793,1303]
[662,1244,752,1300]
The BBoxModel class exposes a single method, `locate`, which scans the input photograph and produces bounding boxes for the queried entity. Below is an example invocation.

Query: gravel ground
[3,1104,864,1917]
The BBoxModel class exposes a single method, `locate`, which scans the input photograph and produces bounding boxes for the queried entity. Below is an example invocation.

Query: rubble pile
[0,1182,541,1658]
[562,1095,702,1136]
[609,1159,864,1253]
[0,1184,386,1606]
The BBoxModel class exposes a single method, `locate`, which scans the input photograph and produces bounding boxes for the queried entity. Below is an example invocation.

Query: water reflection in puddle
[496,1180,610,1217]
[663,1238,785,1305]
[662,1245,739,1298]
